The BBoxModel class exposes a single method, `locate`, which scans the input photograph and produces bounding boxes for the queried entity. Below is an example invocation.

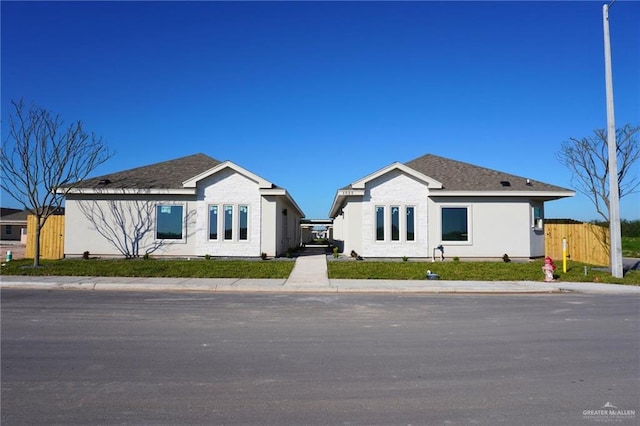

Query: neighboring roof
[1,208,22,217]
[404,154,571,192]
[69,153,222,189]
[0,209,28,222]
[0,207,64,223]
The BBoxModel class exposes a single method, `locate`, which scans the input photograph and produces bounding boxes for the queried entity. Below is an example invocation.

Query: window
[442,207,468,241]
[239,205,248,240]
[5,225,12,235]
[375,206,385,241]
[406,207,415,241]
[156,205,183,240]
[209,205,218,240]
[532,205,543,229]
[224,205,233,240]
[391,206,400,241]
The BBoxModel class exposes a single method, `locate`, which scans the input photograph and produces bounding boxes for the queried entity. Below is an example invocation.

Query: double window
[209,204,249,241]
[375,205,416,242]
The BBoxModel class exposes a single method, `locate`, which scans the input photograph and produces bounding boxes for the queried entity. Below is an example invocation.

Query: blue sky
[2,1,639,220]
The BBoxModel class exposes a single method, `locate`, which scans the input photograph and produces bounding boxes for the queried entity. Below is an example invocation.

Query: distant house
[61,154,304,258]
[329,154,575,260]
[0,208,28,243]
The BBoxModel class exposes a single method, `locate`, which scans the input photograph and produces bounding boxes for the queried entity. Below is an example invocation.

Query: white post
[602,3,623,278]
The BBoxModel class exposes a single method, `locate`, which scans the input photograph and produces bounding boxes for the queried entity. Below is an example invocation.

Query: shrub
[333,246,339,258]
[453,256,460,262]
[402,256,408,262]
[204,254,211,260]
[261,252,268,260]
[82,251,90,260]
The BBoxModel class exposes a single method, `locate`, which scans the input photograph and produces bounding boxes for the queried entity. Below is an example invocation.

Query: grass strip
[1,258,638,285]
[328,260,640,285]
[0,258,294,279]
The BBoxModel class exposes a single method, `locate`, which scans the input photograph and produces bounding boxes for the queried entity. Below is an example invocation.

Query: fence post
[562,237,567,273]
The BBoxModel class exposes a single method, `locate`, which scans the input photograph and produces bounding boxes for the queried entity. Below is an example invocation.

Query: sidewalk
[1,254,639,295]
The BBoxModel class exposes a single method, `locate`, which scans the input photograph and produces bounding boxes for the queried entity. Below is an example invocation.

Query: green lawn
[328,259,640,285]
[2,257,638,285]
[0,258,295,279]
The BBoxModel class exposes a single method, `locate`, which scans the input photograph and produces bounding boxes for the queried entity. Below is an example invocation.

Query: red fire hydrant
[542,256,556,282]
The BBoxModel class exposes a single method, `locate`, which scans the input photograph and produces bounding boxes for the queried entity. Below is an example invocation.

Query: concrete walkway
[2,253,640,294]
[285,254,330,287]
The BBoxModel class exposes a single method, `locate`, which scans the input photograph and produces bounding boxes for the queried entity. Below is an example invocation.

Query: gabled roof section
[329,153,575,217]
[67,153,222,190]
[404,154,572,193]
[182,161,273,189]
[350,162,443,190]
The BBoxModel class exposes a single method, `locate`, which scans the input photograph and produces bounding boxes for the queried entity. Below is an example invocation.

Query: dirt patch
[0,243,26,260]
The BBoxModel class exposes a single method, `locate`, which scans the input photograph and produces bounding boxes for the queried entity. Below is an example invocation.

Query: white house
[329,154,574,260]
[61,153,304,258]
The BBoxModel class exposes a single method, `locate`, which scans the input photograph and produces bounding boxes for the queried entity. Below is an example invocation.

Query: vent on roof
[98,179,111,185]
[500,180,511,187]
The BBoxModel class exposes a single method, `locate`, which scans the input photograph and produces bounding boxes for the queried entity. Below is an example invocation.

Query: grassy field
[1,257,638,285]
[623,237,640,257]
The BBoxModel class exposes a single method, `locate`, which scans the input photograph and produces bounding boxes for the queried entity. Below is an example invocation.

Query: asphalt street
[2,290,639,425]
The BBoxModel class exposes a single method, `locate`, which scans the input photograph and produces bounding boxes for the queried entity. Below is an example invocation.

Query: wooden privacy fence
[26,215,65,260]
[545,221,609,266]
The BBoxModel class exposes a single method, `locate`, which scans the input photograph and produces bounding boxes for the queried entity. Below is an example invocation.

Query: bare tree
[557,124,640,222]
[75,192,198,259]
[0,99,113,266]
[76,192,163,258]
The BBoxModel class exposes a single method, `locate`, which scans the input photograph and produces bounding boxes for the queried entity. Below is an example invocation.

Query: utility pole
[602,1,623,278]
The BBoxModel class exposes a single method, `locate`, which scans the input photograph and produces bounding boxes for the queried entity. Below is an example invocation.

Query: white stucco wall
[260,195,303,257]
[334,170,548,259]
[64,194,197,257]
[428,197,538,258]
[194,169,262,257]
[261,197,277,256]
[358,170,430,258]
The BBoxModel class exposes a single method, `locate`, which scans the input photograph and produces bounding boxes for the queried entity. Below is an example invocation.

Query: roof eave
[61,188,196,195]
[260,188,305,218]
[430,190,576,200]
[329,189,366,218]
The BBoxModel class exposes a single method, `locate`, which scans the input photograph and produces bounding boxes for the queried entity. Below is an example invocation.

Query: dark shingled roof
[74,153,222,189]
[404,154,571,192]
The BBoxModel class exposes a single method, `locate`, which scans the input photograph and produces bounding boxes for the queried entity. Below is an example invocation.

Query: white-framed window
[156,204,185,240]
[239,205,249,241]
[391,206,400,241]
[224,205,233,240]
[208,205,219,240]
[374,204,417,242]
[375,206,385,241]
[532,205,543,229]
[406,206,415,241]
[211,204,251,242]
[441,206,470,243]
